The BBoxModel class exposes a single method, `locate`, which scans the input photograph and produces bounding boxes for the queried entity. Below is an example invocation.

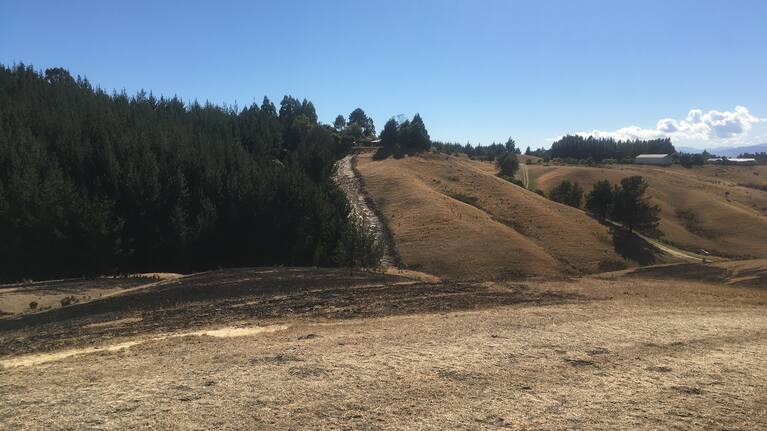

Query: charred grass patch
[625,263,731,284]
[0,268,579,356]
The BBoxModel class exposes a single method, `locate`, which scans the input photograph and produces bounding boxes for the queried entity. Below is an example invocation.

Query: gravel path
[334,153,396,267]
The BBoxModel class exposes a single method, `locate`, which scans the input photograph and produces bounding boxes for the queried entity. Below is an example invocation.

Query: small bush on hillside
[336,217,385,269]
[674,208,715,238]
[451,194,478,206]
[496,153,520,177]
[498,175,525,188]
[548,180,583,208]
[60,296,79,307]
[598,259,627,272]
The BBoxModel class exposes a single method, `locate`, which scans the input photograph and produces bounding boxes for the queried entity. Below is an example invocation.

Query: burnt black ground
[0,268,576,356]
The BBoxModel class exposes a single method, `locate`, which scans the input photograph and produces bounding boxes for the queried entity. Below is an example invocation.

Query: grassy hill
[525,163,767,259]
[355,152,645,280]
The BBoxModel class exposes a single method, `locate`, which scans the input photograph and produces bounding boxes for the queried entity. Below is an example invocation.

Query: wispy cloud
[574,106,761,143]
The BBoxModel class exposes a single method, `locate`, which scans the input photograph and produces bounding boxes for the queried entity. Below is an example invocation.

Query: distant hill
[676,143,767,157]
[528,163,767,259]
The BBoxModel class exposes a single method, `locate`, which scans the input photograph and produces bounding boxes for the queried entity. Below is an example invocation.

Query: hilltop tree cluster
[431,138,521,161]
[374,114,430,159]
[338,108,376,140]
[0,64,381,281]
[550,135,675,162]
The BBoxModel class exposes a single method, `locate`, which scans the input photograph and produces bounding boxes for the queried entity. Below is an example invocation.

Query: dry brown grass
[1,265,766,430]
[525,163,767,258]
[356,152,637,280]
[0,276,161,318]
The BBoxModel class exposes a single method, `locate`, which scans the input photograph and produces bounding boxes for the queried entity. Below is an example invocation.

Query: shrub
[548,180,584,208]
[496,153,520,177]
[451,194,478,206]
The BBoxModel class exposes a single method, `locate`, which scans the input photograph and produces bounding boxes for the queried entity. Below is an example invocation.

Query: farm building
[634,154,672,166]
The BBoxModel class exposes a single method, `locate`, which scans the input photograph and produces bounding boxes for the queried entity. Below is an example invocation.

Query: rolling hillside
[526,163,767,259]
[355,152,647,280]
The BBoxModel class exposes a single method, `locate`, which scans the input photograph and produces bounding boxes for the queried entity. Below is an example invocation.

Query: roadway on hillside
[519,163,530,189]
[603,219,724,263]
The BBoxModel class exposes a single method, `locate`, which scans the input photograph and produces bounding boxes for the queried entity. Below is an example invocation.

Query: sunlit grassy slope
[356,152,632,280]
[525,163,767,258]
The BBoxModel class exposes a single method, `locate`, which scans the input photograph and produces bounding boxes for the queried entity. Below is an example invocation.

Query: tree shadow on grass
[609,225,663,266]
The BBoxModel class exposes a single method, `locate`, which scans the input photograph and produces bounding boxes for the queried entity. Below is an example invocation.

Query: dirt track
[519,163,530,189]
[334,152,397,267]
[1,266,766,429]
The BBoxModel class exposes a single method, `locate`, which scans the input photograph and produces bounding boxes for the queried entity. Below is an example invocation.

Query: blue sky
[2,0,766,149]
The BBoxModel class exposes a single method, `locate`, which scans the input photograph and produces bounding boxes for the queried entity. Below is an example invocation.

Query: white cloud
[574,106,761,144]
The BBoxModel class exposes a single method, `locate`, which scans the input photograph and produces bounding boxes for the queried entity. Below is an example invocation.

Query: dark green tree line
[550,135,675,162]
[0,64,378,281]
